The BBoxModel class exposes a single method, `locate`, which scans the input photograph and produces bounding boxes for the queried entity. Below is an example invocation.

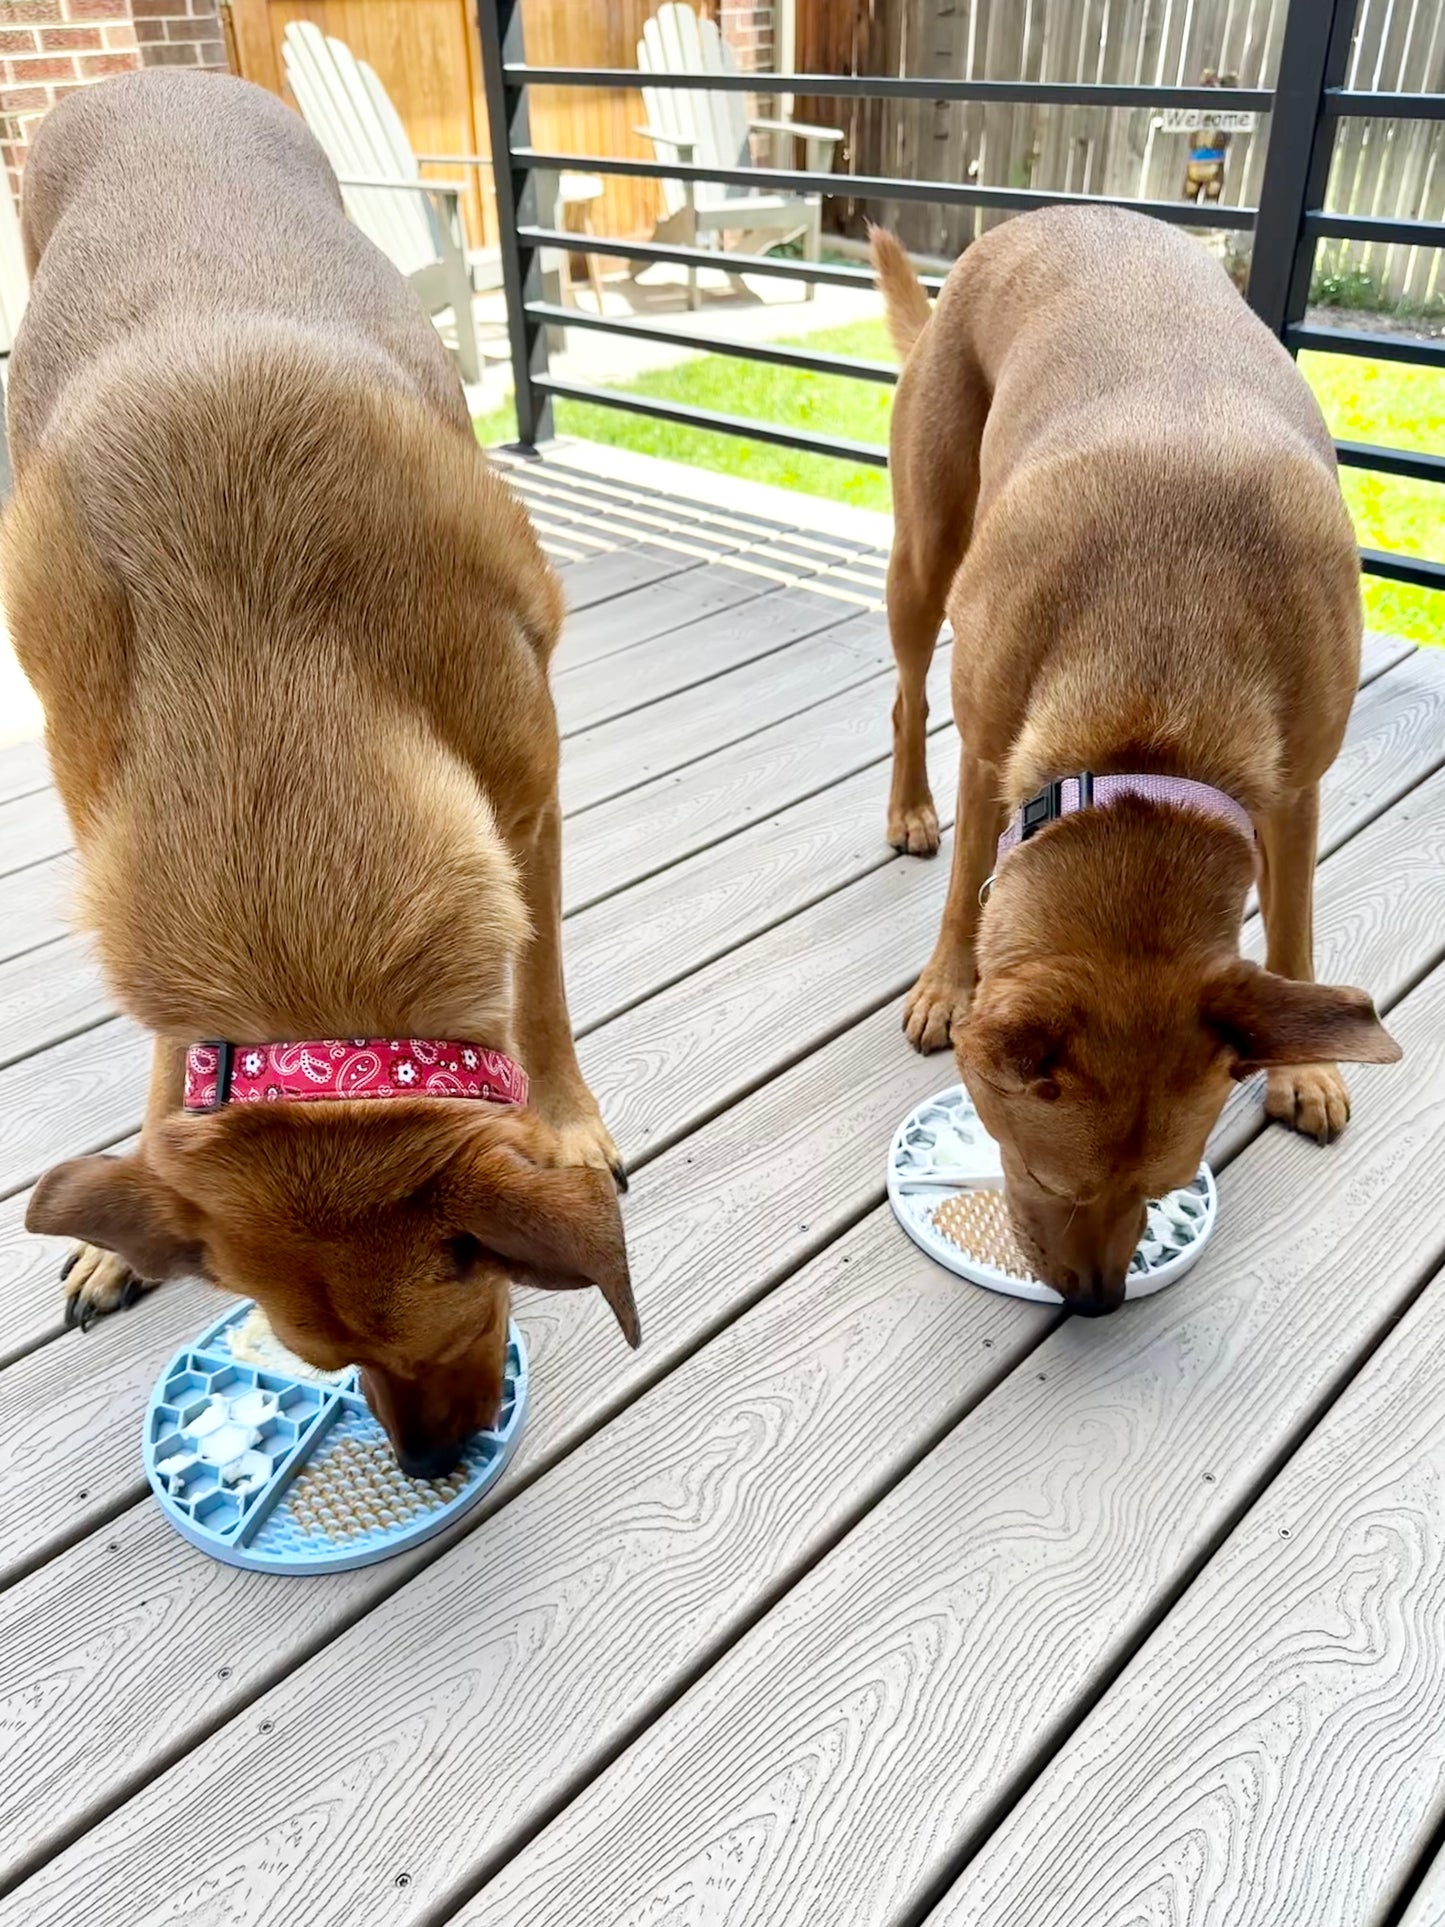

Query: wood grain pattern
[1359,629,1416,687]
[1403,1851,1445,1926]
[565,647,950,914]
[0,935,111,1071]
[0,788,69,882]
[468,963,1445,1927]
[565,736,958,1035]
[557,543,714,616]
[558,562,812,676]
[0,997,952,1902]
[0,1137,138,1373]
[559,622,895,816]
[1315,652,1445,859]
[555,598,885,737]
[930,1269,1445,1925]
[0,853,74,966]
[0,1017,150,1201]
[0,740,50,810]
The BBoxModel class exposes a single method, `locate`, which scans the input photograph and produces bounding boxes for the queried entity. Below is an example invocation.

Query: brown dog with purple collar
[872,209,1401,1315]
[4,71,635,1474]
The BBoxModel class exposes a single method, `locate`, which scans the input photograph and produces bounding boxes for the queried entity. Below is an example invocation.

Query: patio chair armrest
[747,118,845,141]
[635,125,697,161]
[414,153,494,169]
[336,175,468,200]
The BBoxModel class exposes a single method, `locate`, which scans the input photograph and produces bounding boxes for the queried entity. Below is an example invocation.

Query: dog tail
[869,225,932,361]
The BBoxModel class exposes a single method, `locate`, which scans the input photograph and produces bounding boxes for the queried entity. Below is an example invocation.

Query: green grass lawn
[475,317,1443,644]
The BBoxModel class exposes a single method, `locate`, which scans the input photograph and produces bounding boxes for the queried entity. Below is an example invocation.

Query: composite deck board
[0,448,1437,1926]
[564,646,950,912]
[1405,1854,1445,1926]
[930,1263,1445,1927]
[9,747,1445,1572]
[559,621,898,816]
[554,593,883,735]
[469,965,1445,1927]
[0,739,50,809]
[0,787,69,882]
[0,997,952,1897]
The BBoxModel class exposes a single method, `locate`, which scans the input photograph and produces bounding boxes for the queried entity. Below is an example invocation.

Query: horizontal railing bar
[516,224,947,292]
[1288,324,1445,369]
[1335,440,1445,484]
[514,149,1255,226]
[533,377,891,464]
[1324,89,1445,121]
[504,65,1274,110]
[1306,211,1445,246]
[524,302,899,382]
[1358,548,1445,590]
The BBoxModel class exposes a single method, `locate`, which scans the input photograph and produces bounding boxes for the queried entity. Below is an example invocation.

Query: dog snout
[395,1438,467,1482]
[1060,1267,1129,1318]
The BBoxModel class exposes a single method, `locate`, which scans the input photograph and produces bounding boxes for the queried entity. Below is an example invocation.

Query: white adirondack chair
[637,2,843,307]
[281,21,501,381]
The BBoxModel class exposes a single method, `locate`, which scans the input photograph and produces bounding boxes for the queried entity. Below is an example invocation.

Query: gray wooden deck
[2,445,1445,1926]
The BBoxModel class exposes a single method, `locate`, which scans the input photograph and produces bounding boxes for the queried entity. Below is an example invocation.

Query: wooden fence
[227,0,697,249]
[797,0,1445,307]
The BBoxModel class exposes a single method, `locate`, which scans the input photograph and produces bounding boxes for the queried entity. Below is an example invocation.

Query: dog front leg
[511,797,625,1187]
[903,743,1004,1053]
[62,1039,185,1329]
[1257,783,1350,1143]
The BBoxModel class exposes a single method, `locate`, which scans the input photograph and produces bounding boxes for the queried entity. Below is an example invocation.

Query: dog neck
[978,797,1257,983]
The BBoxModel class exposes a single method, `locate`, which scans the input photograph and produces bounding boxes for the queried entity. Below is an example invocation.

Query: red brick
[129,0,181,16]
[0,82,47,109]
[63,0,130,16]
[41,23,102,47]
[7,51,74,77]
[76,48,136,73]
[1,1,62,21]
[102,20,137,46]
[0,29,39,53]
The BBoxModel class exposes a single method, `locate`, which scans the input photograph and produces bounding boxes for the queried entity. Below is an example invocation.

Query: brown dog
[4,71,636,1474]
[872,209,1401,1315]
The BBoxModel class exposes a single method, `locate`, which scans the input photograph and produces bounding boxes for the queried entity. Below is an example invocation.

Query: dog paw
[62,1244,154,1333]
[887,801,941,857]
[1265,1063,1351,1144]
[547,1107,628,1192]
[903,973,971,1054]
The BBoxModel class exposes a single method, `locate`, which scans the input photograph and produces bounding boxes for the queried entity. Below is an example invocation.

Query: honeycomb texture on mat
[931,1188,1037,1280]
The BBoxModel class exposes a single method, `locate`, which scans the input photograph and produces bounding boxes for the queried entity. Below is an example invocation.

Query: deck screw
[1036,1372,1047,1382]
[1203,1472,1216,1484]
[107,1541,120,1553]
[982,1338,994,1349]
[1279,1527,1291,1539]
[217,1666,232,1680]
[395,1873,413,1890]
[77,1489,89,1501]
[259,1718,274,1734]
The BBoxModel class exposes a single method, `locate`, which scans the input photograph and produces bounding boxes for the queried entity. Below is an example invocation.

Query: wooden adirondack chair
[637,2,843,307]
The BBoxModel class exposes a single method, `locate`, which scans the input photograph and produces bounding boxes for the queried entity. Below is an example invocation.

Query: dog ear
[1202,961,1403,1077]
[25,1154,208,1281]
[958,974,1072,1099]
[457,1127,638,1349]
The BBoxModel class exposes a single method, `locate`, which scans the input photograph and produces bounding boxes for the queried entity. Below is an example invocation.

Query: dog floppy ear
[25,1154,208,1281]
[1203,961,1402,1078]
[458,1126,639,1349]
[958,970,1073,1099]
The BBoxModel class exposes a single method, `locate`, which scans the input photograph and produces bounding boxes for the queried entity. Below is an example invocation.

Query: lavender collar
[997,773,1254,858]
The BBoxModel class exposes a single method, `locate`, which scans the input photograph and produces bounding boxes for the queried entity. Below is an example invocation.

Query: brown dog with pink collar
[4,71,634,1475]
[872,209,1401,1315]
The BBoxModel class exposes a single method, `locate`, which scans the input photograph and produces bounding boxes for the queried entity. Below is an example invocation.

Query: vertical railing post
[476,0,553,447]
[1246,0,1359,343]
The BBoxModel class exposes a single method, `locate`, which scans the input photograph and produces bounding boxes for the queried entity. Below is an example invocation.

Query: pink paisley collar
[183,1038,529,1113]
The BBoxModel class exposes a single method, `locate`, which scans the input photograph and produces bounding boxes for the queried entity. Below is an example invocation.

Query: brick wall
[1,0,228,208]
[718,0,773,73]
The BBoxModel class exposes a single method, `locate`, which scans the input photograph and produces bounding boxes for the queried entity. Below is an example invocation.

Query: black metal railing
[477,0,1443,595]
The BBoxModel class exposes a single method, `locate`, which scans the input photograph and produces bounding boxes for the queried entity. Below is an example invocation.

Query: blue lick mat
[142,1300,528,1574]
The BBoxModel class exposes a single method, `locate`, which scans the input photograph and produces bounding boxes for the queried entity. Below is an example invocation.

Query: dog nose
[396,1439,466,1481]
[1064,1269,1128,1318]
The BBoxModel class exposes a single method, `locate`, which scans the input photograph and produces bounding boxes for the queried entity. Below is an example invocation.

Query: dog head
[956,953,1400,1315]
[27,1102,635,1476]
